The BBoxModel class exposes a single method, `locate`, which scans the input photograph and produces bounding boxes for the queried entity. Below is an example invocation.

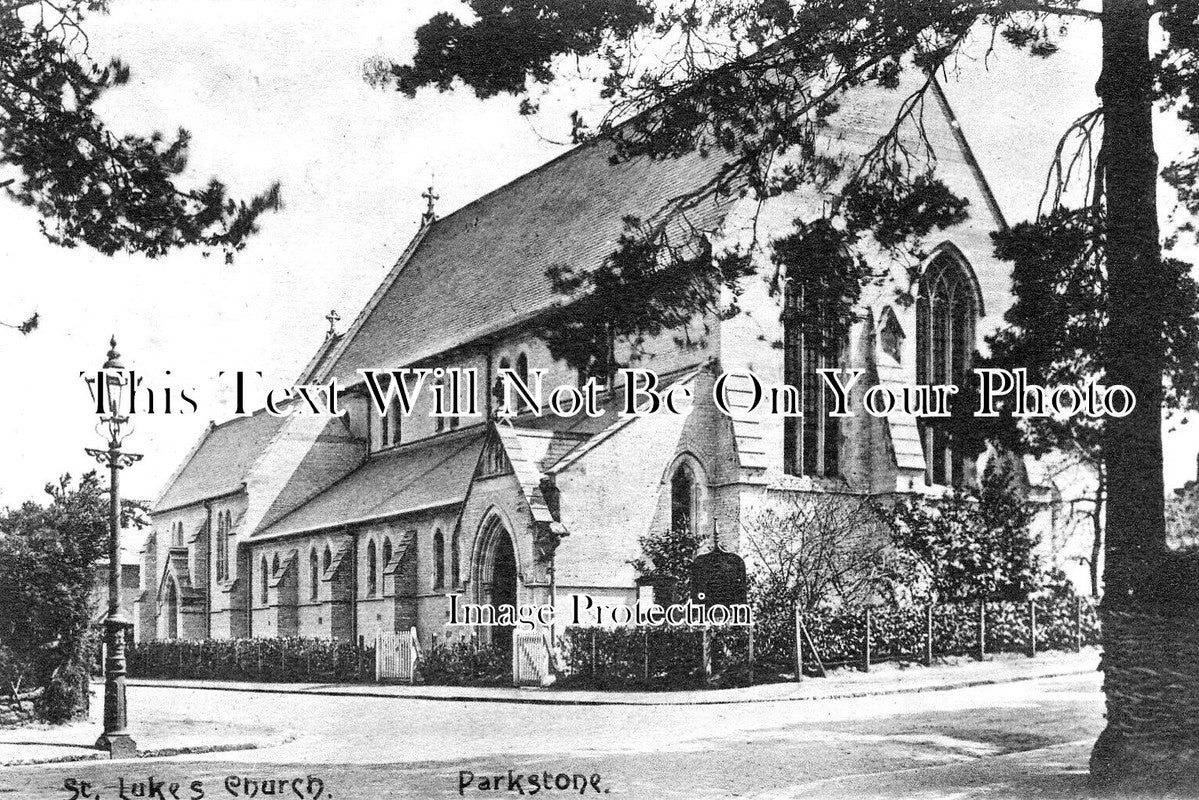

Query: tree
[381,0,1199,785]
[888,454,1041,603]
[741,494,895,613]
[0,472,146,722]
[1,1,281,275]
[971,209,1199,600]
[630,520,702,602]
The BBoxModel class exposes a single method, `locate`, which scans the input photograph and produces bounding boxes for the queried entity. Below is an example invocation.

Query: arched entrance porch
[472,514,519,656]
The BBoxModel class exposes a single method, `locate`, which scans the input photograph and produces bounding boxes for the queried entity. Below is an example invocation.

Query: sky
[3,1,1197,527]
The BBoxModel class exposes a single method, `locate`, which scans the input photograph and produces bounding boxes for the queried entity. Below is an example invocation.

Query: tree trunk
[1092,0,1199,789]
[1090,471,1103,598]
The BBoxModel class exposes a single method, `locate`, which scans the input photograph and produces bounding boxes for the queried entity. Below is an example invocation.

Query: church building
[135,76,1062,647]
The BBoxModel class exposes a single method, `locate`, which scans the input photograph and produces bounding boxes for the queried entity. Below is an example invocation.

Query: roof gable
[152,411,288,513]
[319,140,738,384]
[253,428,486,539]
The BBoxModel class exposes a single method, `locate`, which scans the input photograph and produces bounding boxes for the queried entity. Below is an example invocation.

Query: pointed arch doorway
[474,515,519,657]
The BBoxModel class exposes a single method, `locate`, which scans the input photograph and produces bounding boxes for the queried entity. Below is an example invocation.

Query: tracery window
[260,556,269,604]
[916,253,978,487]
[310,548,319,601]
[782,282,841,478]
[450,530,460,588]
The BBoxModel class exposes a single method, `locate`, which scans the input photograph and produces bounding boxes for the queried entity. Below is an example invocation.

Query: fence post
[795,608,804,682]
[702,628,712,680]
[747,623,755,686]
[977,600,986,661]
[1028,600,1037,658]
[863,606,872,673]
[925,604,934,667]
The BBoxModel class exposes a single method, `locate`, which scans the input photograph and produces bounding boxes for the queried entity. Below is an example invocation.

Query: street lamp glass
[101,337,126,419]
[104,370,126,418]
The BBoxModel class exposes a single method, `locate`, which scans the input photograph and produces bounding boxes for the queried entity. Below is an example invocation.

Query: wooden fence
[796,596,1099,677]
[375,628,420,683]
[512,630,554,686]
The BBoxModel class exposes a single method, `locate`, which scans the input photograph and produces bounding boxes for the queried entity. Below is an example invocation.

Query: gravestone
[690,548,747,607]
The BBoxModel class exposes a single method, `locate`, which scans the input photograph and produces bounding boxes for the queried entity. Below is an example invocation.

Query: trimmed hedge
[127,637,375,683]
[418,639,508,686]
[125,598,1100,688]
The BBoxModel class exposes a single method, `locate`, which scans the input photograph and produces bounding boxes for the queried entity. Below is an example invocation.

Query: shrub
[126,638,374,683]
[418,639,508,686]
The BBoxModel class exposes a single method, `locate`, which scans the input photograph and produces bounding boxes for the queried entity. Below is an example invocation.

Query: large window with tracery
[782,282,841,478]
[916,253,978,487]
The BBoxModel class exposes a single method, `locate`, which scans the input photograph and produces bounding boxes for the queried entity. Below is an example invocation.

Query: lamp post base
[95,731,137,759]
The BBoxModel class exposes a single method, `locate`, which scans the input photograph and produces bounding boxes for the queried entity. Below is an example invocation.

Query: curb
[0,740,267,768]
[126,664,1096,708]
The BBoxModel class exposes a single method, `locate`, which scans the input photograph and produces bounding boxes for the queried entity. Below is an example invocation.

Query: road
[0,674,1107,799]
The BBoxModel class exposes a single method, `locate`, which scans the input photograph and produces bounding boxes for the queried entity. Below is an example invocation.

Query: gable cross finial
[325,309,340,340]
[421,184,438,224]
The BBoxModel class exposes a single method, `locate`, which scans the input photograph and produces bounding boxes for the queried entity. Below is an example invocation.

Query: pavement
[0,648,1100,769]
[0,693,288,767]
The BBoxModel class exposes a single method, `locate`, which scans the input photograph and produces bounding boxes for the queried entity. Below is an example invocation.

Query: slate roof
[320,141,740,385]
[152,411,288,513]
[253,428,487,539]
[296,331,344,385]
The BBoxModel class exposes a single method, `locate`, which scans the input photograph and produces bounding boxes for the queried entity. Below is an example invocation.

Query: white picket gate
[512,630,553,687]
[375,628,420,683]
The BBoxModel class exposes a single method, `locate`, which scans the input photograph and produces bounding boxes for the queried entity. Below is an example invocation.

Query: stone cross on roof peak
[421,185,438,224]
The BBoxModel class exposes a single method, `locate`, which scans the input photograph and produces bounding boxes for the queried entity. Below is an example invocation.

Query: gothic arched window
[367,540,378,596]
[310,548,319,601]
[434,378,446,433]
[450,530,461,588]
[496,357,513,415]
[671,465,695,535]
[379,375,403,449]
[782,281,842,477]
[916,253,978,487]
[516,352,531,411]
[433,529,446,589]
[382,537,392,572]
[261,556,269,604]
[323,545,332,573]
[225,511,234,573]
[215,512,227,581]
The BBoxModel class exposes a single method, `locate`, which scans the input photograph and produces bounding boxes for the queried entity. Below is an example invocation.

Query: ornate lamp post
[85,337,141,758]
